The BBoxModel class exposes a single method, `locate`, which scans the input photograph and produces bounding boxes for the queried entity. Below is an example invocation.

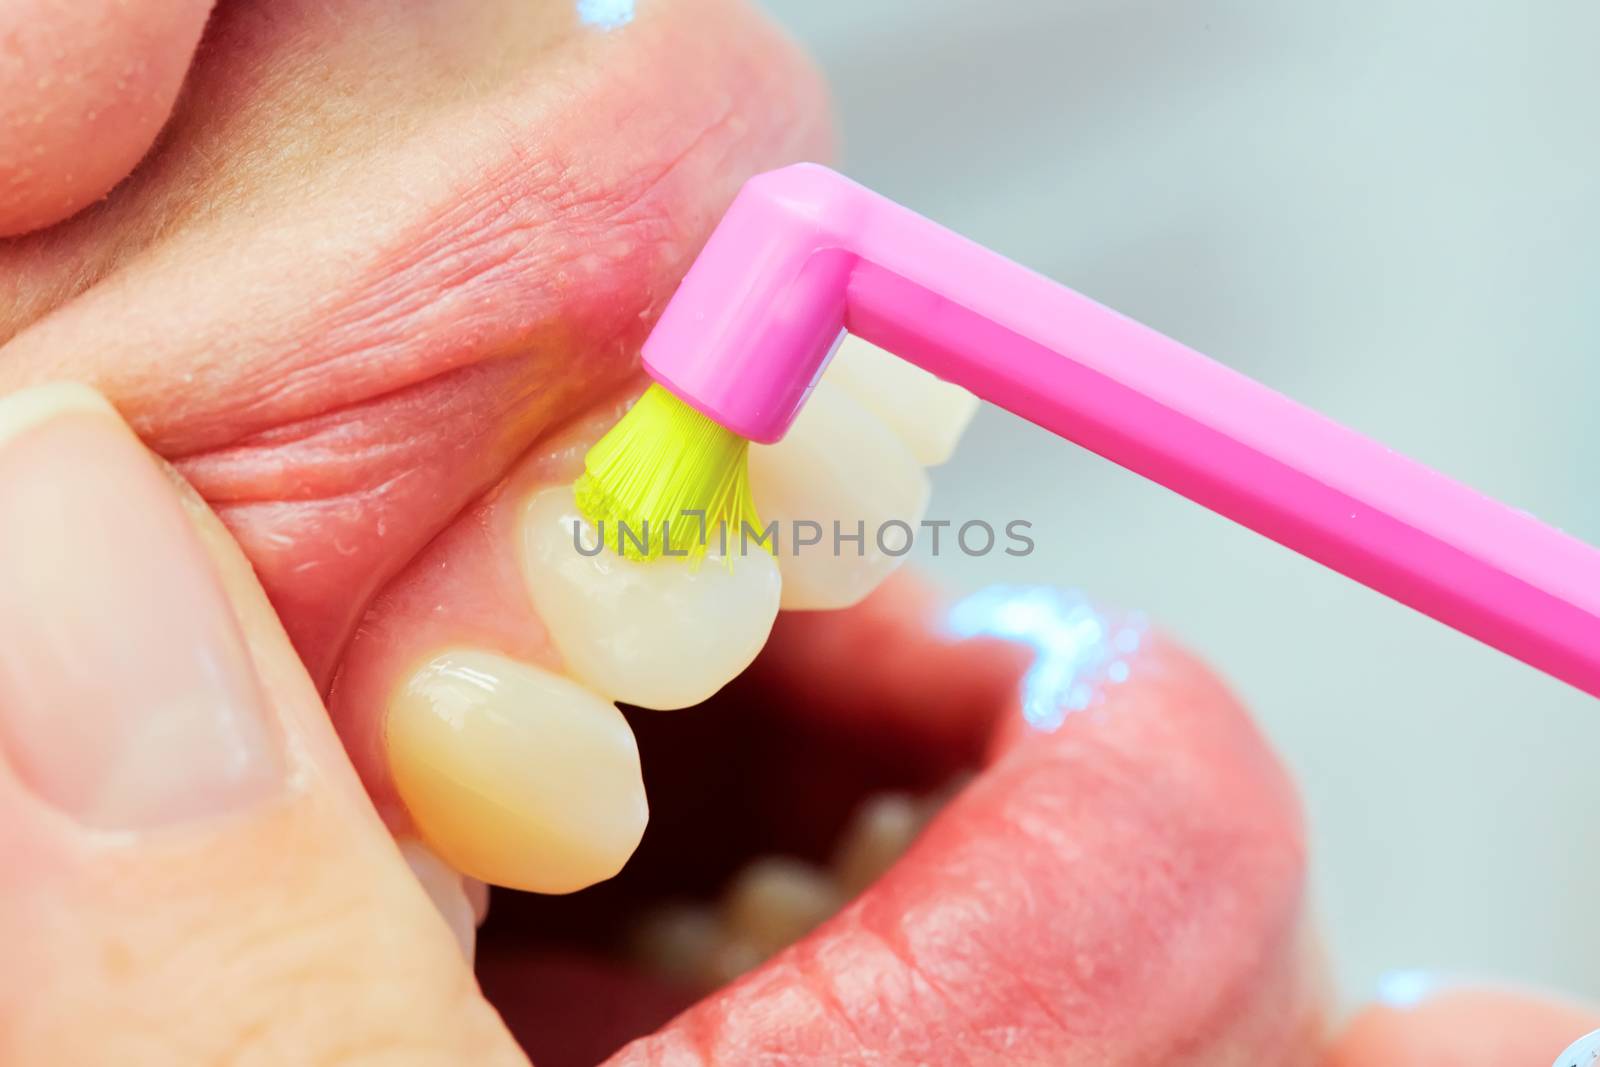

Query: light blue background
[761,0,1600,1004]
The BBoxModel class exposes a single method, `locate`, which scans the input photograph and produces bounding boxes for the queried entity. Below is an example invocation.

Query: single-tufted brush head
[575,384,765,563]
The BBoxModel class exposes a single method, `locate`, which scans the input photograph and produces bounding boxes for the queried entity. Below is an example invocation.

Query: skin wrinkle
[787,953,874,1062]
[11,789,509,1063]
[1,0,826,445]
[176,353,559,497]
[847,921,988,1064]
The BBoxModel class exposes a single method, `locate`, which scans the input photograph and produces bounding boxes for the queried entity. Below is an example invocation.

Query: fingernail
[0,384,282,828]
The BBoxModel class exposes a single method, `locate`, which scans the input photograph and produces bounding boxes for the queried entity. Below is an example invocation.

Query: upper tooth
[749,380,930,611]
[822,334,979,466]
[519,485,781,710]
[388,648,647,895]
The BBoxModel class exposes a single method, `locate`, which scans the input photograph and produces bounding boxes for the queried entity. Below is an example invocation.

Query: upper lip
[0,0,832,683]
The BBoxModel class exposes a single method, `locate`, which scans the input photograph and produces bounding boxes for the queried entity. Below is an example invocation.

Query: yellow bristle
[574,384,766,563]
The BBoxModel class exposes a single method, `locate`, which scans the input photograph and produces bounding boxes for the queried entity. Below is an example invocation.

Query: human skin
[0,1,1594,1063]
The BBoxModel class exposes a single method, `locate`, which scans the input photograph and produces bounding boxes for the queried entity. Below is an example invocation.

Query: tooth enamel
[706,937,765,986]
[629,859,844,990]
[388,649,647,895]
[749,381,931,611]
[830,792,927,897]
[630,789,959,989]
[631,903,767,989]
[519,486,781,710]
[721,857,843,959]
[630,904,725,983]
[822,334,980,466]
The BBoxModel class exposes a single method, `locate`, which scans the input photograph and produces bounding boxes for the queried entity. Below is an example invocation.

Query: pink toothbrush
[640,163,1600,698]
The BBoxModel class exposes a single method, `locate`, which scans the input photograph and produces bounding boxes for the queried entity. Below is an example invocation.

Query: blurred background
[759,0,1599,1005]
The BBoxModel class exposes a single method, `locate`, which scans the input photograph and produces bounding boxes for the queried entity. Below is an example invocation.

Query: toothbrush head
[574,164,864,560]
[573,383,762,562]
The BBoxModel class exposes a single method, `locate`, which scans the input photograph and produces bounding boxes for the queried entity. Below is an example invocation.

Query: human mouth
[469,577,1325,1065]
[0,1,1325,1058]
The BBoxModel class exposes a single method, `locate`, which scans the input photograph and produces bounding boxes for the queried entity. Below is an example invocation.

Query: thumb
[0,383,522,1064]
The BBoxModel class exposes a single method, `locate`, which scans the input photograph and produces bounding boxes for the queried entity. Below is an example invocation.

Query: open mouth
[466,578,1324,1066]
[474,621,981,1066]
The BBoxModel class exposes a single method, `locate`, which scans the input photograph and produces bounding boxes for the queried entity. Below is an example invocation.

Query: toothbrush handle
[844,245,1600,699]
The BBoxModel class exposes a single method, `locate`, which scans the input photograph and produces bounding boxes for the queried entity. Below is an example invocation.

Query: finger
[1325,986,1600,1067]
[0,0,213,236]
[0,384,520,1062]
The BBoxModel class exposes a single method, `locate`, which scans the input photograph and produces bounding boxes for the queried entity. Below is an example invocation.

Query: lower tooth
[630,904,725,984]
[630,905,764,989]
[519,485,782,711]
[749,381,931,611]
[706,938,765,986]
[830,792,927,897]
[631,785,965,986]
[823,334,980,466]
[387,648,647,894]
[721,856,844,959]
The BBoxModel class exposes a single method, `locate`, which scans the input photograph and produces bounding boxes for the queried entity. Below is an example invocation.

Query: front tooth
[822,334,980,466]
[388,648,647,894]
[749,381,931,611]
[519,485,781,710]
